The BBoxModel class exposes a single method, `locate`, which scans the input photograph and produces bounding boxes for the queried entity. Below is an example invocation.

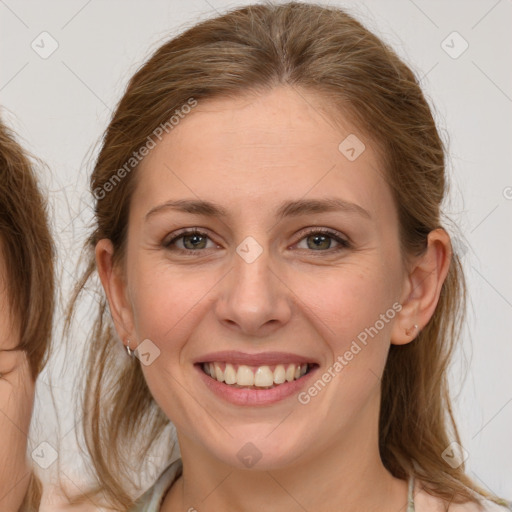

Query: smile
[194,351,320,405]
[201,362,314,389]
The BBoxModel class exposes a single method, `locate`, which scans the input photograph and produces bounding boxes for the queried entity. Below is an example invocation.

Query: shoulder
[129,458,183,512]
[413,479,511,512]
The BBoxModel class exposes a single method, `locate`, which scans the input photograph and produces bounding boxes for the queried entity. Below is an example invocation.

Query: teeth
[202,362,310,388]
[214,363,224,382]
[224,363,236,385]
[254,366,274,387]
[285,365,295,382]
[236,365,254,386]
[273,364,286,384]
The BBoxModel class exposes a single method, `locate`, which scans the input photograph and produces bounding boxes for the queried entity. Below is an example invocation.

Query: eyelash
[163,227,351,256]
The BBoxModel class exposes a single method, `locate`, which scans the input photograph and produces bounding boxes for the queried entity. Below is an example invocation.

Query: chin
[200,426,312,471]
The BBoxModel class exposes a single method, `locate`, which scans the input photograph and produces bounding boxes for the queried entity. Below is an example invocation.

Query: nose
[214,239,292,337]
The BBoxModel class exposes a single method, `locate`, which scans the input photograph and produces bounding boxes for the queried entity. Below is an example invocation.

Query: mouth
[199,361,317,389]
[194,350,320,405]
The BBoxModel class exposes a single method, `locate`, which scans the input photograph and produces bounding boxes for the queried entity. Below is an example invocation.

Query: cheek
[129,261,217,352]
[295,263,400,352]
[129,254,402,355]
[291,268,400,421]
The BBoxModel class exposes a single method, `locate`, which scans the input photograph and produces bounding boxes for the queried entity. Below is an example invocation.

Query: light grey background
[1,0,511,508]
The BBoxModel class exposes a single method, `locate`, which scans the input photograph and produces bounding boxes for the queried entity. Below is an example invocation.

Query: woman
[67,2,511,511]
[0,118,55,511]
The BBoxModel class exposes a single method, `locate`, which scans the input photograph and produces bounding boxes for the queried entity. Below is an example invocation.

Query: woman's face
[0,243,34,509]
[102,86,415,470]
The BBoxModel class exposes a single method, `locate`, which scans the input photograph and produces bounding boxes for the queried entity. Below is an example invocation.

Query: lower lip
[195,364,319,406]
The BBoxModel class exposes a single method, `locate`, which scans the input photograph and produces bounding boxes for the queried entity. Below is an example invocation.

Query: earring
[405,324,419,337]
[125,339,135,358]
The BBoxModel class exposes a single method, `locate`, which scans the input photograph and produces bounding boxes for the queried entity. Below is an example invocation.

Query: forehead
[132,86,392,220]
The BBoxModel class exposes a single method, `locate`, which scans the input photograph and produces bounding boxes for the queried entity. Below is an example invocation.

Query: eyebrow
[145,197,371,221]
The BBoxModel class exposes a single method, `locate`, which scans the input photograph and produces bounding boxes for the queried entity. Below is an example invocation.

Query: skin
[0,241,34,511]
[97,86,451,512]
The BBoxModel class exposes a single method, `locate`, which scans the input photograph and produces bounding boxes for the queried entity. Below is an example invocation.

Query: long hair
[65,2,508,509]
[0,117,55,511]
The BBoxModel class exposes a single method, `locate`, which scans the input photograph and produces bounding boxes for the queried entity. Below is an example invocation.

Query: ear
[95,239,136,348]
[391,228,452,345]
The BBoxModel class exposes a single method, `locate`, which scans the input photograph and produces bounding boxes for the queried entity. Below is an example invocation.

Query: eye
[294,228,350,253]
[163,229,217,253]
[163,227,351,256]
[0,348,23,379]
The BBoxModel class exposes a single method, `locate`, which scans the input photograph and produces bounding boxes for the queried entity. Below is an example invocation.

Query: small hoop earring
[125,339,135,358]
[405,324,419,337]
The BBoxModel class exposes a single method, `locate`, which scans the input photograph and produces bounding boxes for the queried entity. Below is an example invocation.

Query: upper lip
[195,350,319,367]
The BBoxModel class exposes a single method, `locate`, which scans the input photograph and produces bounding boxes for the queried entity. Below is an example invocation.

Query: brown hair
[0,117,55,510]
[0,118,55,377]
[66,2,508,509]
